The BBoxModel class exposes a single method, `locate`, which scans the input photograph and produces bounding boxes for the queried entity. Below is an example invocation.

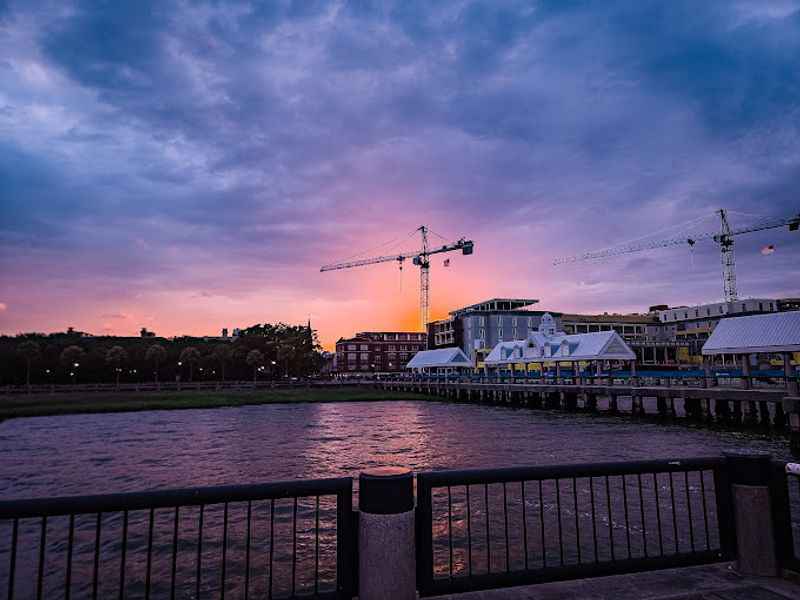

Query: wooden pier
[380,377,796,431]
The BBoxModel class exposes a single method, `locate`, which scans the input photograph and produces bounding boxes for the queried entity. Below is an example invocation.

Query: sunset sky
[1,1,799,349]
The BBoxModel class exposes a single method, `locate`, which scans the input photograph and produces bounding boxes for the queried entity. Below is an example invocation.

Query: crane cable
[575,212,716,258]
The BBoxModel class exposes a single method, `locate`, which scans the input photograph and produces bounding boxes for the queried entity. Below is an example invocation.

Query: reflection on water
[0,400,792,500]
[0,400,794,598]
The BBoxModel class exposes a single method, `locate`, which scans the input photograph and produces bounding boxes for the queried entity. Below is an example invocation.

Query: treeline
[1,323,324,386]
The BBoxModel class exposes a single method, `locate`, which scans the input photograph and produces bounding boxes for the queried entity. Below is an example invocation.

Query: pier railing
[3,456,799,598]
[415,457,733,596]
[0,478,355,600]
[392,370,798,391]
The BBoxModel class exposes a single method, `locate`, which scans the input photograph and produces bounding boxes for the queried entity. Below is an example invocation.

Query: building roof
[561,313,658,324]
[450,297,539,316]
[484,313,636,364]
[701,311,800,355]
[406,347,473,369]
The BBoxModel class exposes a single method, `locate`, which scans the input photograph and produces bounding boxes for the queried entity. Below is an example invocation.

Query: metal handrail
[0,477,351,519]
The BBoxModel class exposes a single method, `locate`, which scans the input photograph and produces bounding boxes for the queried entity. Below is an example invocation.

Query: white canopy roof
[702,311,800,355]
[484,313,636,365]
[406,347,473,369]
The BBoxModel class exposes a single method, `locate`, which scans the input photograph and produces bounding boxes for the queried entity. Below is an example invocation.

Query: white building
[406,347,473,374]
[483,313,636,372]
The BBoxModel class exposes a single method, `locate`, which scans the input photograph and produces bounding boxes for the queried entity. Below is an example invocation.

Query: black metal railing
[0,478,354,599]
[415,457,733,596]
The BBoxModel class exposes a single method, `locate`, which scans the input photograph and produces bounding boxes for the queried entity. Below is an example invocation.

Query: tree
[105,346,128,387]
[17,340,41,387]
[276,341,295,378]
[246,349,264,384]
[145,344,167,383]
[211,344,232,381]
[60,345,85,384]
[179,346,201,382]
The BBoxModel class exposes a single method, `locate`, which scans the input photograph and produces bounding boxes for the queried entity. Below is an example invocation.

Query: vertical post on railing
[723,451,778,576]
[337,479,355,599]
[785,352,798,395]
[769,461,796,572]
[741,355,752,390]
[359,467,415,600]
[784,396,800,457]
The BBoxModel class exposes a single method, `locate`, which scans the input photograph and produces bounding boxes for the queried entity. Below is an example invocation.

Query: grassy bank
[0,387,433,422]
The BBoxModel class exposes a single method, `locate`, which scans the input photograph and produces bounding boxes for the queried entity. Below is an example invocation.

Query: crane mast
[716,209,737,302]
[321,226,474,330]
[553,209,800,302]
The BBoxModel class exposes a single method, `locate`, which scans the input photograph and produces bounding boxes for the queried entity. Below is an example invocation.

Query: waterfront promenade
[432,563,800,599]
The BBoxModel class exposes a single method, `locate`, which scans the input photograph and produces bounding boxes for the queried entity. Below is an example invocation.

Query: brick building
[334,331,427,373]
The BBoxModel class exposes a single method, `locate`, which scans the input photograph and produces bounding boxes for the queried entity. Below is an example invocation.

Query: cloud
[100,312,130,320]
[0,0,798,344]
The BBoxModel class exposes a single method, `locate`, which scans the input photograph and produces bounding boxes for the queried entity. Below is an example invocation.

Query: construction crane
[553,209,800,302]
[321,226,474,329]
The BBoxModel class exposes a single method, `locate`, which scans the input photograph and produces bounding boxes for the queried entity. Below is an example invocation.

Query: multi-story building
[334,331,427,373]
[778,298,800,312]
[427,296,786,369]
[427,298,553,365]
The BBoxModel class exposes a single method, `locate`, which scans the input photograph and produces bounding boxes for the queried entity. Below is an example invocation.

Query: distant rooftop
[450,298,539,316]
[561,313,659,324]
[702,311,800,355]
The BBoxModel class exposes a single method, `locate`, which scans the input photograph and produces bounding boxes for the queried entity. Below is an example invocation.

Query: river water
[0,400,796,599]
[0,400,792,499]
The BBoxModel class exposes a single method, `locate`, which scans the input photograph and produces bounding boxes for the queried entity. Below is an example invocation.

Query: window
[360,344,369,350]
[360,353,369,360]
[759,303,763,311]
[400,345,407,351]
[347,353,356,361]
[347,344,356,351]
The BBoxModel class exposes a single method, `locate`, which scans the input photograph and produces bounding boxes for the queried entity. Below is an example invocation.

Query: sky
[1,0,799,349]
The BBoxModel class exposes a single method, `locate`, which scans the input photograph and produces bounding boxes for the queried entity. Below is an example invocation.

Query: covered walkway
[702,311,800,393]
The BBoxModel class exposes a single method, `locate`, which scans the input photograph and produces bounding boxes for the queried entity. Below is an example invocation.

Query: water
[0,400,795,598]
[0,400,792,499]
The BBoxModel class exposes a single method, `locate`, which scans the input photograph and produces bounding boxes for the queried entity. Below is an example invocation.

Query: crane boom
[553,209,800,302]
[320,239,471,272]
[320,227,474,329]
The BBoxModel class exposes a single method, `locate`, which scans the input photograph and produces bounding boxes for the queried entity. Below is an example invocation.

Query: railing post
[784,396,800,457]
[358,467,415,600]
[337,479,355,598]
[723,451,779,576]
[769,461,797,572]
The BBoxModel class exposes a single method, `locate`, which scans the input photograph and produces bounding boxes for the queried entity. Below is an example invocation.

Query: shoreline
[0,387,432,422]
